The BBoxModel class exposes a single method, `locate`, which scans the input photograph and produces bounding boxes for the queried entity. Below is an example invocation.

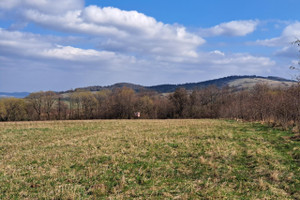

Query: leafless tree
[27,92,44,120]
[43,91,57,120]
[169,88,189,118]
[0,98,27,121]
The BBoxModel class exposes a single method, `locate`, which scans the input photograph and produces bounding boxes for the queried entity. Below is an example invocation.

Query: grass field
[0,119,299,199]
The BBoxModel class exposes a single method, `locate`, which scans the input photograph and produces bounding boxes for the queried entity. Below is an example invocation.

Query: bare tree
[0,100,6,121]
[135,95,156,119]
[94,89,112,118]
[70,92,82,119]
[250,84,271,121]
[290,39,300,81]
[56,95,68,120]
[110,87,136,119]
[0,98,27,121]
[169,88,189,118]
[43,91,57,120]
[27,92,44,120]
[80,91,97,119]
[154,96,173,119]
[189,86,220,118]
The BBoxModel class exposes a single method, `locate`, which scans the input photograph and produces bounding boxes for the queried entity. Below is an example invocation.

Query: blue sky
[0,0,299,92]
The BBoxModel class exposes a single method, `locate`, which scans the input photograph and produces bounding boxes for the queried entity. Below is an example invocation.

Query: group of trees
[167,84,300,131]
[0,84,299,131]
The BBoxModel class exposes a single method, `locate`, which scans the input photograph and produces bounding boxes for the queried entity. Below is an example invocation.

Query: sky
[0,0,299,92]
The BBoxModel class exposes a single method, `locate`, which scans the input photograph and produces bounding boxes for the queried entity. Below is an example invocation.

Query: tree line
[0,84,299,131]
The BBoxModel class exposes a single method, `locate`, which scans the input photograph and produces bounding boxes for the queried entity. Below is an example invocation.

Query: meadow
[0,119,299,199]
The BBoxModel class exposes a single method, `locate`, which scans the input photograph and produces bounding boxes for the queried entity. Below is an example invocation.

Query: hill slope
[65,75,296,94]
[2,76,296,98]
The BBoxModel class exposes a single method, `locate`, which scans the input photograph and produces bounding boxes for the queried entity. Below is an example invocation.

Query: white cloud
[0,29,133,65]
[0,28,276,91]
[81,6,160,35]
[254,22,300,47]
[19,5,205,58]
[275,46,298,58]
[282,22,300,38]
[193,51,275,74]
[0,28,53,56]
[210,53,274,67]
[0,0,84,14]
[200,20,259,37]
[0,28,274,69]
[210,50,225,56]
[41,46,116,61]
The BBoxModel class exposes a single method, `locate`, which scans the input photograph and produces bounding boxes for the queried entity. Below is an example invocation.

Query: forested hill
[64,75,296,94]
[1,75,296,98]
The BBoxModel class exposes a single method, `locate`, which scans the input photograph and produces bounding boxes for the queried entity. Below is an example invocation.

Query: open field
[0,119,299,199]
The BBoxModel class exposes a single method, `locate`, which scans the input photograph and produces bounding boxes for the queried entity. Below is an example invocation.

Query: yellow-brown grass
[0,119,298,199]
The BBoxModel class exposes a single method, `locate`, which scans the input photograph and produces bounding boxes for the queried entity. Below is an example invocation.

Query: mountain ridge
[1,75,297,98]
[64,75,297,94]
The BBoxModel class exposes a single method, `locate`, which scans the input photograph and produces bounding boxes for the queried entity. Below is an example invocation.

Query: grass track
[0,119,299,199]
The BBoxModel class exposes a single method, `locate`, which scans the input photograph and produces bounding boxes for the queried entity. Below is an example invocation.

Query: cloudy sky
[0,0,299,92]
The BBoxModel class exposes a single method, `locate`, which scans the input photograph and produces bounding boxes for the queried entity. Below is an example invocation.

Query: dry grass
[0,119,299,199]
[228,78,296,90]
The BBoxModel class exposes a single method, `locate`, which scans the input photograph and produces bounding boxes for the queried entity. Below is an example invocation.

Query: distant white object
[134,112,141,118]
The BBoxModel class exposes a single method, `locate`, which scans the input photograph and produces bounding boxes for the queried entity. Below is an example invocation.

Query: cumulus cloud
[210,53,274,67]
[0,27,276,92]
[195,51,275,73]
[274,46,298,58]
[283,22,300,39]
[254,22,300,47]
[0,28,134,65]
[20,5,204,58]
[0,0,84,14]
[200,20,259,37]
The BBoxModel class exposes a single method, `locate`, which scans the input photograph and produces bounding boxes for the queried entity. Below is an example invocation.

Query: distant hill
[147,75,296,93]
[62,75,297,94]
[2,76,297,98]
[68,82,146,93]
[0,92,30,99]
